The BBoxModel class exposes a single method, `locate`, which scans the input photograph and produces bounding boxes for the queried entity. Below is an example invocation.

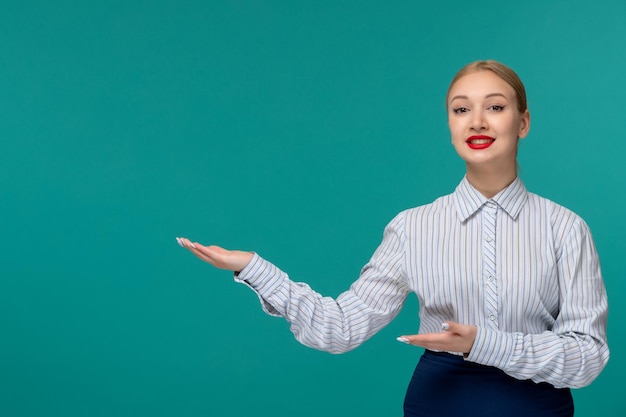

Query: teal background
[1,1,624,416]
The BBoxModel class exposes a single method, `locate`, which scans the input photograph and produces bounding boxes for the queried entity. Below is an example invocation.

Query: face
[447,71,530,172]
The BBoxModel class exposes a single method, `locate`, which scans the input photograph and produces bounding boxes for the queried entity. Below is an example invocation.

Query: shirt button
[488,275,495,282]
[485,236,493,242]
[489,314,496,321]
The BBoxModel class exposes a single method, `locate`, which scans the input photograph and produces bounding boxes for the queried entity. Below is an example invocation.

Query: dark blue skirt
[404,350,574,417]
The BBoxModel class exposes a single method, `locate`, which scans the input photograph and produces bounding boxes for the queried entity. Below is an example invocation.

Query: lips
[466,135,495,150]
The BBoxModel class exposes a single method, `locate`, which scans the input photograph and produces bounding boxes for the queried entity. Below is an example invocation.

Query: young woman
[176,61,609,417]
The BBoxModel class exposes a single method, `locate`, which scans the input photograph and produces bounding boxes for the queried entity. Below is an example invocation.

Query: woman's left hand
[397,322,477,355]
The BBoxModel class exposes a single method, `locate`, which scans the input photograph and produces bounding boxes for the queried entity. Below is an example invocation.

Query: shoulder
[406,190,456,214]
[525,192,593,238]
[400,191,455,215]
[389,192,457,232]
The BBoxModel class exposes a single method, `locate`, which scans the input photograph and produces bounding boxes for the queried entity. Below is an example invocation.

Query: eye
[452,107,469,114]
[488,105,505,112]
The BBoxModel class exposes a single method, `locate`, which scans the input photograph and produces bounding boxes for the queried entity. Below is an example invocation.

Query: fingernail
[190,242,197,248]
[396,337,410,344]
[176,237,184,247]
[441,323,450,331]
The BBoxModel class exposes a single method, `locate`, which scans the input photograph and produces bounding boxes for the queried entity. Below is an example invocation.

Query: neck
[465,164,517,199]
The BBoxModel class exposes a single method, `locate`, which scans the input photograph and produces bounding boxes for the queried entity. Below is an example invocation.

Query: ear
[518,110,531,139]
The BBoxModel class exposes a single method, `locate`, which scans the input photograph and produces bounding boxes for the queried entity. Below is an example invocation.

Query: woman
[177,61,609,417]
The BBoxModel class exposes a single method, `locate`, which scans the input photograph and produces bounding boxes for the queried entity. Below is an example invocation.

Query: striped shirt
[235,176,609,388]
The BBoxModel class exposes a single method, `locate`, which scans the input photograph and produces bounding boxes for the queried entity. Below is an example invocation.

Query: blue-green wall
[1,1,624,416]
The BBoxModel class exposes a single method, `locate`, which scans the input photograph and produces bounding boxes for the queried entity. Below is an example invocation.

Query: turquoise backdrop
[2,1,625,416]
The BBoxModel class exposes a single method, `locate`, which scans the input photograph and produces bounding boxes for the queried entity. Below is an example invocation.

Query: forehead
[448,71,515,101]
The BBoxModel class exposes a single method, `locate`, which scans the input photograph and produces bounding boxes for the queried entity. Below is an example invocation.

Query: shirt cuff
[465,326,515,369]
[233,253,285,317]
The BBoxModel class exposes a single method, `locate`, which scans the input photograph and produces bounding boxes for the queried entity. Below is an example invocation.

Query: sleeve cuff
[232,252,286,317]
[465,326,515,369]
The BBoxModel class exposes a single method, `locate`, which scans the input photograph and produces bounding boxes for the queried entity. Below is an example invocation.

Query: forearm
[466,327,609,388]
[235,253,408,353]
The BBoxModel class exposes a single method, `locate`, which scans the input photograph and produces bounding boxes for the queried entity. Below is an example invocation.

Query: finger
[187,244,218,263]
[188,247,214,263]
[188,244,236,269]
[443,321,473,337]
[443,321,465,333]
[397,325,476,353]
[397,332,446,345]
[396,335,426,347]
[176,237,197,249]
[191,244,227,263]
[176,238,217,264]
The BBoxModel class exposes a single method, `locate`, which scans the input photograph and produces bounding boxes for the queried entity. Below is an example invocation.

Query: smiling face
[447,70,530,175]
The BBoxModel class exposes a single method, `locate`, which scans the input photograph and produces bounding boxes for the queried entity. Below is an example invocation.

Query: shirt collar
[454,176,528,222]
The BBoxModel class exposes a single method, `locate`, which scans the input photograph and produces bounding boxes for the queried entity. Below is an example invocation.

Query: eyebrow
[449,93,509,102]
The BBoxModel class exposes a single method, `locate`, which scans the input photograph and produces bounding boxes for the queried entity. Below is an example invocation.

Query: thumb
[441,321,458,333]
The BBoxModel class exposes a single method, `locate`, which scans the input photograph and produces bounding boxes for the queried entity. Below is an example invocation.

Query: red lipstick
[466,135,495,150]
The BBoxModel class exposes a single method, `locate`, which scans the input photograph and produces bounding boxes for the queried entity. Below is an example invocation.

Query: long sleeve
[234,213,411,354]
[230,176,610,388]
[466,218,609,388]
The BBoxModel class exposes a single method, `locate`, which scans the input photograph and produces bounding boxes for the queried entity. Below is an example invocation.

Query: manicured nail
[396,337,410,344]
[190,242,197,248]
[441,323,450,331]
[176,237,184,247]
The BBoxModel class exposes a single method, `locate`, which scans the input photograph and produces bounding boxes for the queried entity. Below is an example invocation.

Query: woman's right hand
[176,237,254,272]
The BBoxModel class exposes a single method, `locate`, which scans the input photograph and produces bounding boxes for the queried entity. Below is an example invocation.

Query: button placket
[482,201,499,328]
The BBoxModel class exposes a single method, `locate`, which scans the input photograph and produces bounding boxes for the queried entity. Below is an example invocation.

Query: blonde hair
[446,60,528,113]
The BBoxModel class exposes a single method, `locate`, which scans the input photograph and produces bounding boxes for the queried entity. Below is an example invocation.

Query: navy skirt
[404,350,574,417]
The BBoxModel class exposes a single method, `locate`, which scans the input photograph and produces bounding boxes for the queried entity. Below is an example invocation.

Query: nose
[470,109,487,131]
